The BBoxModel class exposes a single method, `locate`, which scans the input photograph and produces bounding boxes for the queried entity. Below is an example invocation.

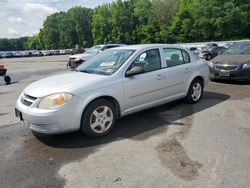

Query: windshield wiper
[80,70,95,74]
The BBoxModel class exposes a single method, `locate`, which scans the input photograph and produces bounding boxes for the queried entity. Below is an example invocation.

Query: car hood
[24,71,108,98]
[69,53,95,61]
[212,55,250,63]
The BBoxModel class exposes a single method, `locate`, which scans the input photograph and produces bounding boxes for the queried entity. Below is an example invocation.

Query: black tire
[186,79,203,104]
[210,78,216,82]
[206,54,212,60]
[4,76,11,85]
[80,99,116,137]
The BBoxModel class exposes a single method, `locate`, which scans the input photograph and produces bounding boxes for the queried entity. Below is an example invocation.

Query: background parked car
[51,50,60,55]
[224,42,235,48]
[0,52,13,58]
[201,43,218,50]
[20,51,33,57]
[67,44,126,69]
[12,51,23,58]
[201,46,227,60]
[59,49,70,55]
[208,41,250,81]
[41,50,52,56]
[33,50,43,56]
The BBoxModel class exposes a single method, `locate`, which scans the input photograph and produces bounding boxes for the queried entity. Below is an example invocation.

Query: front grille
[24,93,37,101]
[215,64,238,71]
[21,99,32,106]
[21,93,37,106]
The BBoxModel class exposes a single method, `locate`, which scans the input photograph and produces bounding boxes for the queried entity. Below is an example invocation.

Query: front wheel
[80,99,116,137]
[186,79,203,104]
[4,76,11,85]
[206,54,212,60]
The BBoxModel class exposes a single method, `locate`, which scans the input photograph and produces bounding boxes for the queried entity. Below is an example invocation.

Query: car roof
[235,41,250,45]
[96,44,126,47]
[112,44,184,50]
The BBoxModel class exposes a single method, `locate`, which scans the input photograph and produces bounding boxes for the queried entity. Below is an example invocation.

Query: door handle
[156,74,166,80]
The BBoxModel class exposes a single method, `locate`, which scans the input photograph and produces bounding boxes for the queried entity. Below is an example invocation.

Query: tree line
[0,37,29,51]
[1,0,249,51]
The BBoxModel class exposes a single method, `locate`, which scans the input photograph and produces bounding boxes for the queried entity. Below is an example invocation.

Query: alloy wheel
[191,83,202,102]
[89,106,114,134]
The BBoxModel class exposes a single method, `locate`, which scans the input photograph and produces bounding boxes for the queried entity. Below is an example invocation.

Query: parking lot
[0,56,249,188]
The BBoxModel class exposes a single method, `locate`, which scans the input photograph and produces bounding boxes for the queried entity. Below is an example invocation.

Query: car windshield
[85,45,103,54]
[224,43,250,55]
[76,49,135,75]
[202,46,213,52]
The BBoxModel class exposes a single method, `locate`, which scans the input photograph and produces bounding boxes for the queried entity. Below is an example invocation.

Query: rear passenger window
[163,48,190,68]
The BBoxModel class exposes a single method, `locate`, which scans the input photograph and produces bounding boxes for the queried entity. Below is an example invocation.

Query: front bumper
[15,93,83,134]
[67,58,83,69]
[210,75,250,81]
[209,66,250,81]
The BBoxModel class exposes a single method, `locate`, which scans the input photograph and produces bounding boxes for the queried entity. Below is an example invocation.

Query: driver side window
[127,49,161,74]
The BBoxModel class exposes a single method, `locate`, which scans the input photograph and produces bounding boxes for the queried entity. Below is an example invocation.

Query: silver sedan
[15,44,209,137]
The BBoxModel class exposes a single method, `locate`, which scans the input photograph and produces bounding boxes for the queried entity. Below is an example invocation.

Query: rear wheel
[210,78,216,82]
[81,99,116,137]
[4,76,11,85]
[186,79,203,104]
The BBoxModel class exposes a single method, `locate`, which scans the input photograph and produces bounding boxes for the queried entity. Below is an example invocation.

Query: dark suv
[201,46,226,60]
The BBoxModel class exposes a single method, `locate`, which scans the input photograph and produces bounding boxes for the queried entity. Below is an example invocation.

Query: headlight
[207,61,214,68]
[242,62,250,69]
[38,93,72,109]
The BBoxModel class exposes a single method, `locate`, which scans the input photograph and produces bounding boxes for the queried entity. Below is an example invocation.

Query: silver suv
[16,44,209,137]
[68,44,126,69]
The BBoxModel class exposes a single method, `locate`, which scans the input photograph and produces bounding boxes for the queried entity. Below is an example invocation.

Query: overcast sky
[0,0,114,38]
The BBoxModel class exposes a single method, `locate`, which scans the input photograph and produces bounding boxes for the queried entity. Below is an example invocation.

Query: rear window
[163,48,190,68]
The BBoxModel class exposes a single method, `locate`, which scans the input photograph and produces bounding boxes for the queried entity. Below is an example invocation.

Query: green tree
[152,0,179,25]
[0,37,29,51]
[165,0,250,43]
[58,7,93,48]
[42,12,65,49]
[110,0,137,44]
[92,4,113,44]
[67,7,93,47]
[58,15,78,48]
[133,0,160,43]
[2,0,250,51]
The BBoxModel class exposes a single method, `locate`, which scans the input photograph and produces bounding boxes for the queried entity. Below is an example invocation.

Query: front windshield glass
[224,43,250,55]
[76,49,135,75]
[85,45,102,54]
[202,46,212,52]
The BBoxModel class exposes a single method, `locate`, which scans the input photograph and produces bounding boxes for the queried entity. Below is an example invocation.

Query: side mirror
[125,66,145,77]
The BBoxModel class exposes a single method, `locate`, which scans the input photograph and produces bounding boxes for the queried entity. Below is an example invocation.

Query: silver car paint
[16,44,209,134]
